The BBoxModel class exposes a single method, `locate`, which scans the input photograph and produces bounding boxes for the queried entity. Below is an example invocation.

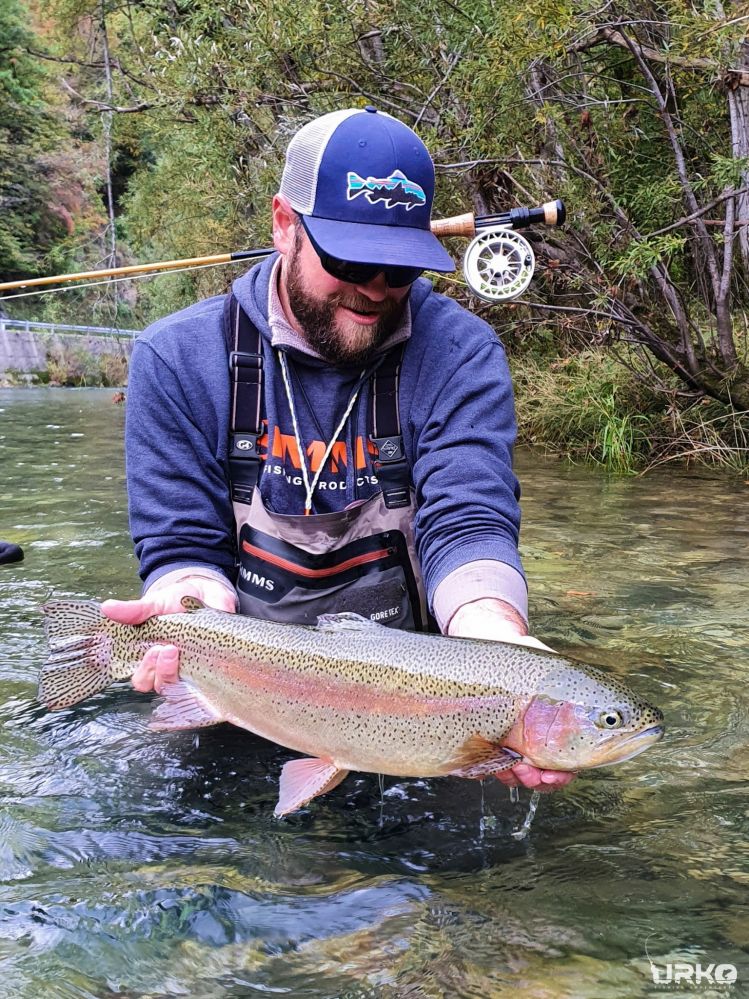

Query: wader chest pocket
[237,525,423,629]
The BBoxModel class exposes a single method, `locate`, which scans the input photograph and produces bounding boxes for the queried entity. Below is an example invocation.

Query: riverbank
[3,334,748,473]
[0,327,132,387]
[511,348,749,475]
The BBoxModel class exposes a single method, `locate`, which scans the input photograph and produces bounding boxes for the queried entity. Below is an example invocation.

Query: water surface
[1,387,747,998]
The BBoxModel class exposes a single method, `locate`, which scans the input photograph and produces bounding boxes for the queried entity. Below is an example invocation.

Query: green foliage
[710,155,749,190]
[0,0,60,277]
[511,350,654,473]
[612,234,687,281]
[45,341,128,386]
[9,0,749,463]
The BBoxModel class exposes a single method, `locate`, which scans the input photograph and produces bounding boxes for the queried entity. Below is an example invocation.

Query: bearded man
[105,106,574,792]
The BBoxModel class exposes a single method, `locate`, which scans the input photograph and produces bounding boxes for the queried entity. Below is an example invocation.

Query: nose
[353,271,388,301]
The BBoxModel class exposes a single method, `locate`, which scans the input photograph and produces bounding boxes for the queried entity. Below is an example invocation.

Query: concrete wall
[0,327,133,382]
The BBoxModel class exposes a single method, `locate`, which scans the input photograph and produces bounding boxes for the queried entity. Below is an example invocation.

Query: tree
[0,0,62,278]
[37,0,749,410]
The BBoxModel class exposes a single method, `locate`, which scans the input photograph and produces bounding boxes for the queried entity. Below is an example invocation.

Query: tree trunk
[726,40,749,272]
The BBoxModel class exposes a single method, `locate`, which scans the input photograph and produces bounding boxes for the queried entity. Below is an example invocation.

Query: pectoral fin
[275,757,349,816]
[448,734,522,779]
[149,680,223,731]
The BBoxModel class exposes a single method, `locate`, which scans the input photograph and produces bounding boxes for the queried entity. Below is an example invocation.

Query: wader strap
[224,293,263,504]
[370,343,410,510]
[223,293,410,509]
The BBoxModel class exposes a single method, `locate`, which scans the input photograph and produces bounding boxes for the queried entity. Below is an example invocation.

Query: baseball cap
[279,107,455,273]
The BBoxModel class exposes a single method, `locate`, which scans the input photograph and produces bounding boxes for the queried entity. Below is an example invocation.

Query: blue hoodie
[125,253,526,622]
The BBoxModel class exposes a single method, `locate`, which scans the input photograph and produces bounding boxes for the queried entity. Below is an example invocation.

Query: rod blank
[0,200,565,293]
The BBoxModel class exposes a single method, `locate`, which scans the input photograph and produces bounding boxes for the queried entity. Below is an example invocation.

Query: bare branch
[24,46,156,91]
[646,187,749,237]
[414,42,465,127]
[567,25,718,72]
[60,77,220,114]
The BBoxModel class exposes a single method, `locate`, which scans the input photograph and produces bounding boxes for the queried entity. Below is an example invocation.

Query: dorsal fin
[315,612,382,633]
[180,596,207,613]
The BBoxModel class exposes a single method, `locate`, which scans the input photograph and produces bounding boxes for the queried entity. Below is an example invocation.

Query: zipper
[241,541,393,579]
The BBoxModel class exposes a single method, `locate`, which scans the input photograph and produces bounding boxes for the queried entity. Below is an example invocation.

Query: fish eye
[597,709,624,729]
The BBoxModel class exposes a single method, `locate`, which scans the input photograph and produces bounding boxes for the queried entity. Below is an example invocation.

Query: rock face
[0,323,134,383]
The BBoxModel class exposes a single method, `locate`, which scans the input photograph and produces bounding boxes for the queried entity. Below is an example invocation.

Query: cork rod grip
[430,213,477,239]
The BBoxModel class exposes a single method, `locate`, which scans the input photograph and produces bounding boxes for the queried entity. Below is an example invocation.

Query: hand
[101,575,237,694]
[448,598,555,651]
[494,764,576,792]
[448,598,576,792]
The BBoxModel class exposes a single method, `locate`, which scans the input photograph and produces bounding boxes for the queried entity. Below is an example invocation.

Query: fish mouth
[591,723,665,767]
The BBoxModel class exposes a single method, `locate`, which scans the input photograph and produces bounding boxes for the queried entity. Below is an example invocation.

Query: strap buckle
[370,435,404,463]
[230,432,260,458]
[229,431,261,503]
[371,434,410,509]
[229,350,263,371]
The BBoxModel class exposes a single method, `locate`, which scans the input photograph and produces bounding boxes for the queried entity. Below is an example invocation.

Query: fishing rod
[0,199,565,304]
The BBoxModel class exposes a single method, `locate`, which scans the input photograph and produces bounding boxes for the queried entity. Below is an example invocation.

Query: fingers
[102,576,236,696]
[132,644,180,694]
[539,770,576,788]
[101,577,237,625]
[494,763,577,791]
[101,597,160,626]
[199,582,238,613]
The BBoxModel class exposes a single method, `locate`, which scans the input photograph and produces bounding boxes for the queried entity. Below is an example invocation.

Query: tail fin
[40,600,113,710]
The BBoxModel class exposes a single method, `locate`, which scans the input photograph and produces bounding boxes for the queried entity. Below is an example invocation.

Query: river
[0,387,747,998]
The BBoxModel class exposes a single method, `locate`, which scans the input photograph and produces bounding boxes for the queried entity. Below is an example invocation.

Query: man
[103,106,573,792]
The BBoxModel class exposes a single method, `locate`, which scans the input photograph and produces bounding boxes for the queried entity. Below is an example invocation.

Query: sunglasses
[301,218,423,288]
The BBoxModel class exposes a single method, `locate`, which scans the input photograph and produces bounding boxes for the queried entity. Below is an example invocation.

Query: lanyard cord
[277,349,366,515]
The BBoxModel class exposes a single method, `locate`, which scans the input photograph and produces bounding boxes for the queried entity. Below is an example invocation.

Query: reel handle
[430,199,565,240]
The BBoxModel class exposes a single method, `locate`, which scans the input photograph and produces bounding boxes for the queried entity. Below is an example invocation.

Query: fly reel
[462,226,535,303]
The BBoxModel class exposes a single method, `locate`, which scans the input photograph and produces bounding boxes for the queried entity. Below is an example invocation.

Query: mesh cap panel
[279,109,361,214]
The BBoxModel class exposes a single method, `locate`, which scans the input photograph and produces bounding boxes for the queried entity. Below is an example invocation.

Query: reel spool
[462,226,535,303]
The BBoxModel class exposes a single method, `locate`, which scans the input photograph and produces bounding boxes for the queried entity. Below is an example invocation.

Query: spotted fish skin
[40,600,664,812]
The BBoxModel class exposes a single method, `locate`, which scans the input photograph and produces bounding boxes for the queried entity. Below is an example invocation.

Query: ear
[272,194,298,255]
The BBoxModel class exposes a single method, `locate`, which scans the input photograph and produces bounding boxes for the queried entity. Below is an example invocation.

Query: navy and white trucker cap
[279,107,455,273]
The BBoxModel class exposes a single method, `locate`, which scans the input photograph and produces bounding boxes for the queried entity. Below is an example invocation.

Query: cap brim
[303,215,455,273]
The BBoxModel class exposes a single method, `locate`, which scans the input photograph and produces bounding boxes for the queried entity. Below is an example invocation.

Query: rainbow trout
[40,598,664,816]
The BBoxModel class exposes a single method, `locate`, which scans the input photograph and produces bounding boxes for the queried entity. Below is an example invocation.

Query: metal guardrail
[0,318,141,337]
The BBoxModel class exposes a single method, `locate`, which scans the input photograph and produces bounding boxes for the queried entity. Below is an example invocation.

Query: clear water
[1,387,748,998]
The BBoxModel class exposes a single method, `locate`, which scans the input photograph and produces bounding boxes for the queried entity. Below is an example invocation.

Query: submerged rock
[0,542,23,565]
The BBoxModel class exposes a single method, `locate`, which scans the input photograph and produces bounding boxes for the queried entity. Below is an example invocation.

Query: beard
[284,231,408,367]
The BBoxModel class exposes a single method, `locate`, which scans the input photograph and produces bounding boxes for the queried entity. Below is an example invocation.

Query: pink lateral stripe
[210,655,512,718]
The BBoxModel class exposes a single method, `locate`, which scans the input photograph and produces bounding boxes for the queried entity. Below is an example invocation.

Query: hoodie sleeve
[125,336,237,591]
[408,330,526,622]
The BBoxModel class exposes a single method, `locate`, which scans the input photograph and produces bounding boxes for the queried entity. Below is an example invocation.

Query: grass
[511,350,651,474]
[510,347,749,475]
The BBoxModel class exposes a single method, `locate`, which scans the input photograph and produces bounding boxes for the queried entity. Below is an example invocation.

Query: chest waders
[224,294,432,631]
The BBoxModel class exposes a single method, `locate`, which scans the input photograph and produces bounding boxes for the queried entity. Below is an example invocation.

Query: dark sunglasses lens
[323,255,422,288]
[323,256,380,284]
[302,216,423,287]
[383,266,423,288]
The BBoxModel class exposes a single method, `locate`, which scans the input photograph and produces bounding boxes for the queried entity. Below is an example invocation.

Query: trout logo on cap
[346,170,426,211]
